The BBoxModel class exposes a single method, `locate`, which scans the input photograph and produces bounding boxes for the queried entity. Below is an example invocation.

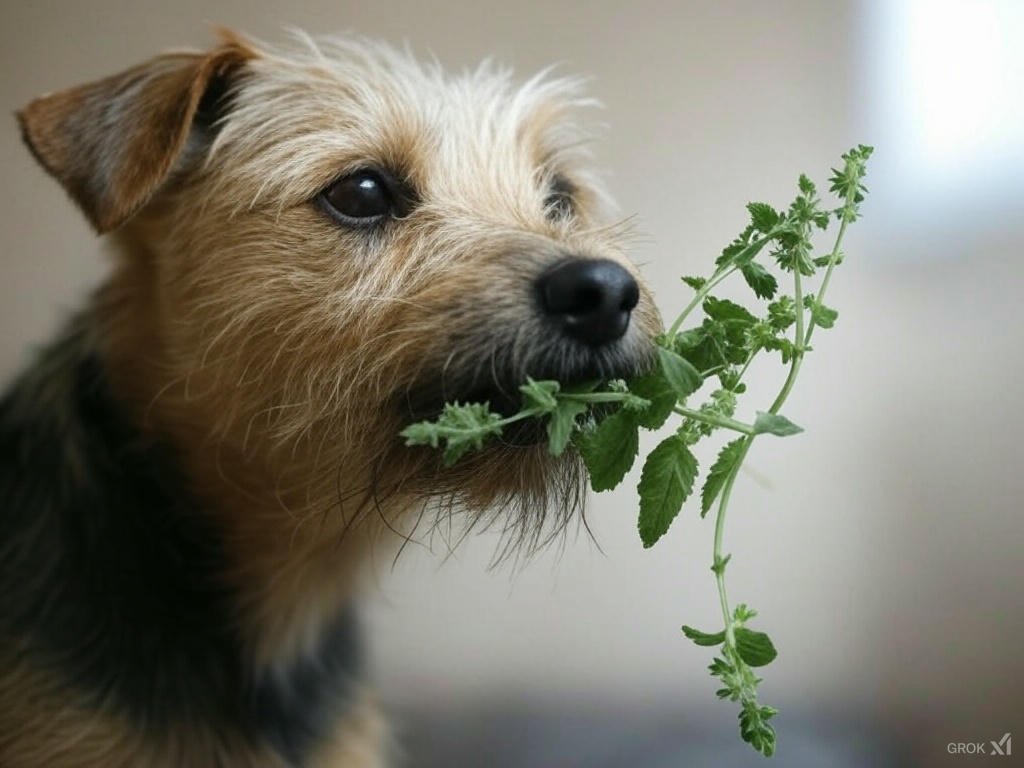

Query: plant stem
[712,231,808,653]
[666,264,737,338]
[710,196,858,656]
[558,392,645,404]
[491,408,543,429]
[673,406,755,435]
[712,435,753,643]
[804,208,853,349]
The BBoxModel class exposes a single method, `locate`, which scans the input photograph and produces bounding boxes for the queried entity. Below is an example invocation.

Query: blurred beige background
[2,1,1021,766]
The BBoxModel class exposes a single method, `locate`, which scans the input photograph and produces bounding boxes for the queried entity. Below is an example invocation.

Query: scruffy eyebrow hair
[200,33,608,216]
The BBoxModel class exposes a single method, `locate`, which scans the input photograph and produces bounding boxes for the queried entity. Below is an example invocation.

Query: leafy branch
[401,145,873,756]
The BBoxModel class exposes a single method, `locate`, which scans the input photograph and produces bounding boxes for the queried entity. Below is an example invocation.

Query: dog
[1,29,660,767]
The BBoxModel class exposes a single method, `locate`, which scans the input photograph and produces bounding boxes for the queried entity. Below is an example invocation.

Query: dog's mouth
[397,347,653,448]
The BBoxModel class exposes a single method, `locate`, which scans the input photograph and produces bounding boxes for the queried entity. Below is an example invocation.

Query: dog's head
[19,31,661,547]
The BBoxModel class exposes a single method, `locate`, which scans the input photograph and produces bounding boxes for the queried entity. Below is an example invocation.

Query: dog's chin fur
[382,440,589,567]
[377,338,654,563]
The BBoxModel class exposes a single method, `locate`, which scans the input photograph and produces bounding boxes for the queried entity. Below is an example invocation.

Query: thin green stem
[666,263,738,339]
[713,236,808,659]
[673,406,755,436]
[666,229,782,341]
[804,208,853,349]
[767,268,806,415]
[558,392,643,404]
[713,437,753,642]
[491,408,544,429]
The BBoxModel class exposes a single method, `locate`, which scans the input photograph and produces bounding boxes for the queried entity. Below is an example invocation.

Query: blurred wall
[2,2,1021,763]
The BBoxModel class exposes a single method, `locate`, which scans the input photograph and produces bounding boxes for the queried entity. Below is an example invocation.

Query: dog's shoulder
[0,313,370,765]
[0,314,246,725]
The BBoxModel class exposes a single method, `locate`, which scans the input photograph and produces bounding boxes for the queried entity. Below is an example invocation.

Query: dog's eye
[544,174,576,220]
[320,171,395,225]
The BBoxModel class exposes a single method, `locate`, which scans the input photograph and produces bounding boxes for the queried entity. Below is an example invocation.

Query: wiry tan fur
[11,29,660,766]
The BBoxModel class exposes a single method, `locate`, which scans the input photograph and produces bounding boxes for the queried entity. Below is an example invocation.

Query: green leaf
[764,337,797,364]
[657,346,703,401]
[767,296,796,331]
[576,410,640,492]
[740,261,777,300]
[744,321,776,353]
[717,368,747,393]
[400,402,506,466]
[773,236,816,276]
[546,399,589,456]
[734,628,778,667]
[703,297,757,325]
[752,411,803,437]
[700,438,745,517]
[803,294,838,329]
[672,325,728,371]
[740,702,778,756]
[682,626,726,646]
[637,435,698,547]
[746,201,779,232]
[733,603,758,622]
[716,228,770,269]
[518,378,559,412]
[814,250,844,267]
[798,173,816,196]
[628,370,677,430]
[681,275,706,291]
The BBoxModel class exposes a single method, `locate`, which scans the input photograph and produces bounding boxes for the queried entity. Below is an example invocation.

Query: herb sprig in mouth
[402,145,873,756]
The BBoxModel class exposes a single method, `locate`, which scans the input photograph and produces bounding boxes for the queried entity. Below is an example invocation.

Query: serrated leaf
[700,438,745,517]
[628,370,677,430]
[716,230,770,269]
[814,250,844,267]
[657,346,703,401]
[703,297,757,325]
[734,628,778,667]
[546,399,589,456]
[740,261,777,300]
[708,655,731,674]
[681,275,706,291]
[576,409,640,492]
[752,411,803,437]
[682,626,726,646]
[733,603,758,622]
[400,402,506,466]
[518,378,559,412]
[798,173,816,195]
[803,294,838,329]
[767,296,796,331]
[764,337,796,364]
[740,703,777,756]
[637,436,698,547]
[746,201,779,232]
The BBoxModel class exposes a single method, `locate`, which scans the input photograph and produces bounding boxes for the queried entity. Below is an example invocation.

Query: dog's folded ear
[17,34,257,234]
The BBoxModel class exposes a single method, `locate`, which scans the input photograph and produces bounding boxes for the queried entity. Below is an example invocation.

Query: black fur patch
[0,318,363,765]
[254,606,363,765]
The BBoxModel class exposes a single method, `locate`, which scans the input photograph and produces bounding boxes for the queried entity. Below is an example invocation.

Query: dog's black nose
[536,258,639,346]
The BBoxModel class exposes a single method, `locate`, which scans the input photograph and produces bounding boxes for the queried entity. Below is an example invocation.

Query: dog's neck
[0,306,386,761]
[95,236,405,667]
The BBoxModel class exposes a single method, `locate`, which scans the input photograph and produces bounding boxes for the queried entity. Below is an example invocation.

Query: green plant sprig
[401,145,873,756]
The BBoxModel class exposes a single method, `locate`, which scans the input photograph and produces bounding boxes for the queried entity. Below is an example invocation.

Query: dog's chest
[254,608,364,766]
[0,328,365,767]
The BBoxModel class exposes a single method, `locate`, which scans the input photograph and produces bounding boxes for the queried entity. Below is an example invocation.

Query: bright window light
[867,0,1023,216]
[899,0,1023,173]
